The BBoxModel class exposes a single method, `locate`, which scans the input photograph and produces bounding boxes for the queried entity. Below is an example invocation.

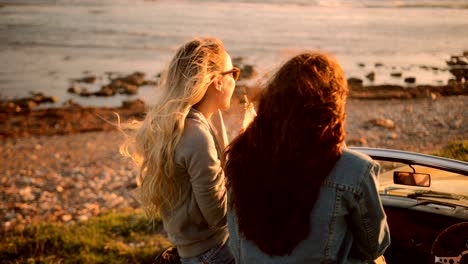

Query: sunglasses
[220,67,241,81]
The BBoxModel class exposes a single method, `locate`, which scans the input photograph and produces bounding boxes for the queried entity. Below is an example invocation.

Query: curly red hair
[224,51,348,256]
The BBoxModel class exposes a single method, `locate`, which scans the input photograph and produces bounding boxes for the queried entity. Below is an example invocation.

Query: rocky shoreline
[1,91,467,234]
[1,57,467,235]
[1,80,467,140]
[0,99,146,139]
[348,81,468,100]
[2,53,467,114]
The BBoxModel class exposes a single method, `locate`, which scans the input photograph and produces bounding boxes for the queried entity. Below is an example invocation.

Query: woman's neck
[193,102,215,120]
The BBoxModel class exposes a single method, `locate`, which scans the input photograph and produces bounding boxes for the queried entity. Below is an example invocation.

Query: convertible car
[351,147,468,264]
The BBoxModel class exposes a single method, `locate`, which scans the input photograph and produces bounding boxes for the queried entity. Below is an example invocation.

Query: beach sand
[1,92,467,233]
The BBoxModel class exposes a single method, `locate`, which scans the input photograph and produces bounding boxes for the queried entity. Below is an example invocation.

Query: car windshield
[375,160,468,205]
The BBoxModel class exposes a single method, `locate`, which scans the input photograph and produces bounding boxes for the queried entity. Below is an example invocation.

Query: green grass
[0,208,172,264]
[432,140,468,162]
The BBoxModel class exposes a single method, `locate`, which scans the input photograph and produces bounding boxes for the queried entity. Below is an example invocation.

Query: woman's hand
[240,95,256,133]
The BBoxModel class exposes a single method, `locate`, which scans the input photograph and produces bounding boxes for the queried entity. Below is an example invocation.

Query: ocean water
[1,0,467,107]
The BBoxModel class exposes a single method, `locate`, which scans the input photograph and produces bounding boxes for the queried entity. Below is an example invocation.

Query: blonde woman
[122,37,238,264]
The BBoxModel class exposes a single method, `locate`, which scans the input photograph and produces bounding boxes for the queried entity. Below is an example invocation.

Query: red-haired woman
[224,52,390,263]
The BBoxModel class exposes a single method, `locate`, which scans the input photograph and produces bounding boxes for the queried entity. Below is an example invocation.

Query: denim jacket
[227,148,390,264]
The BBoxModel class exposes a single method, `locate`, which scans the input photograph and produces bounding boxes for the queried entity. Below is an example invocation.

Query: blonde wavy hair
[120,37,226,219]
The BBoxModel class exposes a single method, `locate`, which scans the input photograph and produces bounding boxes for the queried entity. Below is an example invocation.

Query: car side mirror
[393,171,431,187]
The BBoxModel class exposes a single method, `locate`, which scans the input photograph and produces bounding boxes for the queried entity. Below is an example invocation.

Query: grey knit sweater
[163,108,229,258]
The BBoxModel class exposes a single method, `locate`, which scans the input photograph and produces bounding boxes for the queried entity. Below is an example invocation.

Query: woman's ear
[211,76,223,92]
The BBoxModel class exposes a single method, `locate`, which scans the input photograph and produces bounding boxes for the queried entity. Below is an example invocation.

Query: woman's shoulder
[176,112,217,161]
[341,148,374,165]
[179,119,213,149]
[326,148,378,187]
